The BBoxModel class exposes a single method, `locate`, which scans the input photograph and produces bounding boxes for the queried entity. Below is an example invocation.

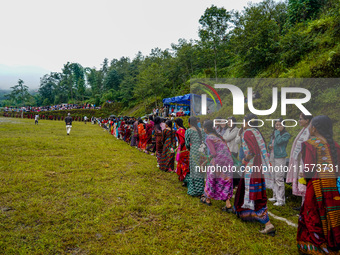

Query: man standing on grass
[65,113,73,135]
[35,114,39,125]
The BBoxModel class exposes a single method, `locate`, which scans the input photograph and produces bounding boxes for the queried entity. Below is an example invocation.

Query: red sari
[233,129,269,224]
[175,128,189,181]
[297,138,340,254]
[138,124,147,150]
[155,127,163,164]
[125,125,131,143]
[146,121,154,152]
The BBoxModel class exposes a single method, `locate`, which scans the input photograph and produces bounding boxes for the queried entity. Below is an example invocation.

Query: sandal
[221,206,233,213]
[200,196,212,206]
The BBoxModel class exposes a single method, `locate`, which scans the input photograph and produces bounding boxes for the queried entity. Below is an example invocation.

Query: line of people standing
[105,112,340,253]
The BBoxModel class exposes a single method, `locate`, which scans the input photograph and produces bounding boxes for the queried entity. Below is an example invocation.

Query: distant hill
[0,64,50,90]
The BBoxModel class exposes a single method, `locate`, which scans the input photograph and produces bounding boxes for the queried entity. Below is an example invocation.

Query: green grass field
[0,117,300,254]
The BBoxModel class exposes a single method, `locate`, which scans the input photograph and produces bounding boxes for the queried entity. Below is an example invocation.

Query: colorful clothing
[185,128,205,197]
[125,125,131,143]
[138,123,147,150]
[155,127,163,164]
[234,128,270,224]
[113,122,117,137]
[204,134,233,201]
[146,121,154,144]
[130,121,139,147]
[286,126,310,197]
[297,138,340,254]
[159,129,176,171]
[146,121,155,152]
[120,121,125,140]
[176,128,190,181]
[116,121,120,138]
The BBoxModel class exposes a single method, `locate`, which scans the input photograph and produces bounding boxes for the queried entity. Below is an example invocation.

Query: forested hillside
[1,0,339,116]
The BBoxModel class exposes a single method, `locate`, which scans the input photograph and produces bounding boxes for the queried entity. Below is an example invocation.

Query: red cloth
[297,140,340,252]
[244,130,267,201]
[146,121,154,144]
[138,124,147,150]
[234,130,267,212]
[175,128,189,181]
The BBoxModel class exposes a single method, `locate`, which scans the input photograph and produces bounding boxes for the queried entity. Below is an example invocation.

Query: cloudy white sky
[0,0,267,89]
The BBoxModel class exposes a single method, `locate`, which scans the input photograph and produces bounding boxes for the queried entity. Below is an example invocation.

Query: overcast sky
[0,0,268,89]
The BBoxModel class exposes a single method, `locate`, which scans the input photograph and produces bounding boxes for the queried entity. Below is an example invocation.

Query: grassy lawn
[0,117,299,254]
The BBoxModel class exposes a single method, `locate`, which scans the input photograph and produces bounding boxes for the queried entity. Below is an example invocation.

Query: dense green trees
[6,79,32,106]
[198,5,231,78]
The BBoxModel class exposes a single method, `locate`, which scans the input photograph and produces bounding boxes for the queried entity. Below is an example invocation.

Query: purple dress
[204,134,234,200]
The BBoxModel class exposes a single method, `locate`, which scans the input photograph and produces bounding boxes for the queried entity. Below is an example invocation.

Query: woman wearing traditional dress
[120,119,126,141]
[215,116,228,137]
[145,116,155,154]
[174,118,190,184]
[233,113,275,235]
[116,118,120,138]
[110,120,114,135]
[159,120,176,172]
[297,115,340,254]
[154,117,163,167]
[113,120,117,138]
[184,117,205,197]
[160,118,166,131]
[130,119,139,147]
[286,113,313,210]
[200,120,234,212]
[138,119,147,151]
[125,121,131,143]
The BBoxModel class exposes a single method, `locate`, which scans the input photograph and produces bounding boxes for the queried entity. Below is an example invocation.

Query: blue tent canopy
[163,94,222,115]
[162,94,218,105]
[162,94,191,105]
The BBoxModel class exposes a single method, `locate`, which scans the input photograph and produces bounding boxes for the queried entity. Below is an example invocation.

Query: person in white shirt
[223,117,239,158]
[35,114,39,125]
[223,117,241,188]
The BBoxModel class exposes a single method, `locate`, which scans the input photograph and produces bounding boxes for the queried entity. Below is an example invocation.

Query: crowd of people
[151,105,190,118]
[99,112,340,254]
[3,103,100,113]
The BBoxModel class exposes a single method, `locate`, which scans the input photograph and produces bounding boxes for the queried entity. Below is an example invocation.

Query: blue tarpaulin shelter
[162,94,191,105]
[162,94,221,115]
